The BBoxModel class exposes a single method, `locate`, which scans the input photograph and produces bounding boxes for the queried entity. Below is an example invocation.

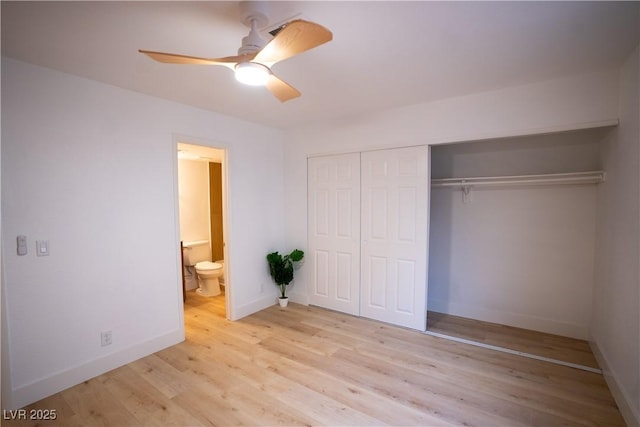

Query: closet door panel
[368,256,388,308]
[336,252,354,300]
[314,250,330,297]
[361,146,429,330]
[308,153,361,315]
[396,259,416,313]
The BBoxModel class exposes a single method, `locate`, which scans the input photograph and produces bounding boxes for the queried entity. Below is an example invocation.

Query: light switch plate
[17,235,28,256]
[36,240,49,256]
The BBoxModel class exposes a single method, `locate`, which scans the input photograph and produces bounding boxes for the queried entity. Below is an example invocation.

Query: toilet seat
[195,261,222,271]
[194,261,223,297]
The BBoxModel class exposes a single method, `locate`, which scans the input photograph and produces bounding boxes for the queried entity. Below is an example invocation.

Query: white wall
[1,58,285,409]
[429,130,607,339]
[430,128,609,179]
[592,43,640,427]
[177,159,210,243]
[283,69,619,303]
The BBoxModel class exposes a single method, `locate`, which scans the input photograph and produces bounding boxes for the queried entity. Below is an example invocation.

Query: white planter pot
[278,297,289,307]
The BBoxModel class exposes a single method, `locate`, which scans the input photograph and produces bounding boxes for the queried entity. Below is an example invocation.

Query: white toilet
[182,241,225,297]
[195,261,223,296]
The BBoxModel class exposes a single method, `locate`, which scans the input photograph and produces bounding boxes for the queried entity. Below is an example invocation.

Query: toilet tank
[182,240,211,266]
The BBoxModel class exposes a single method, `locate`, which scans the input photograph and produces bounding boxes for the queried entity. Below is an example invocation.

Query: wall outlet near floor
[100,331,112,347]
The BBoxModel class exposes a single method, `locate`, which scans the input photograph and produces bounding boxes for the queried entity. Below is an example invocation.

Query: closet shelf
[431,171,606,189]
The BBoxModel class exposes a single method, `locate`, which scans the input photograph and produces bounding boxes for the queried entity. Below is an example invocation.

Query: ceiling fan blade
[253,19,332,65]
[266,73,301,102]
[139,49,255,68]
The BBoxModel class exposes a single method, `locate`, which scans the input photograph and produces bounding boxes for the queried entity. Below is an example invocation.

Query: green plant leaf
[289,249,304,262]
[266,249,305,297]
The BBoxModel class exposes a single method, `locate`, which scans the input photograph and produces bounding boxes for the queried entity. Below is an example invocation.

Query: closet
[307,127,608,339]
[427,127,609,340]
[308,146,429,330]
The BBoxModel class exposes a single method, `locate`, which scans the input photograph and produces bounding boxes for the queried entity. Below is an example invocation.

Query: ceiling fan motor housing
[238,21,266,55]
[237,1,269,55]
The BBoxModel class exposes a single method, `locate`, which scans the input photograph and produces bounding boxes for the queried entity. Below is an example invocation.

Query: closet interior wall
[428,127,613,340]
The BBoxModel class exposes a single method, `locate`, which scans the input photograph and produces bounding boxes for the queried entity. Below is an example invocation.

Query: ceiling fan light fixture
[235,62,270,86]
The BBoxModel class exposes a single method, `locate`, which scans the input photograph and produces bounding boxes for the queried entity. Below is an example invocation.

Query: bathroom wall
[177,158,211,291]
[177,159,210,245]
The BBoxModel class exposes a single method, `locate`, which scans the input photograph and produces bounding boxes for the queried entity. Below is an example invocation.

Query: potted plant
[266,249,304,307]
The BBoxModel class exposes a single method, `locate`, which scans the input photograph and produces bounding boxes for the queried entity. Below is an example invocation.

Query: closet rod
[431,171,606,188]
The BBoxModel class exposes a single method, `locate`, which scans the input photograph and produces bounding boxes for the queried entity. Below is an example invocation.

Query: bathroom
[177,142,227,309]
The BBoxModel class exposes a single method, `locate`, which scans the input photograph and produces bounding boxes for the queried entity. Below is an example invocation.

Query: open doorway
[176,141,229,319]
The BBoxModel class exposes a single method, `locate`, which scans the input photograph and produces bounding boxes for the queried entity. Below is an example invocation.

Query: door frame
[172,135,233,320]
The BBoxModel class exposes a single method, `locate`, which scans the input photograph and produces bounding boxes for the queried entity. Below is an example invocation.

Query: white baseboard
[590,340,640,427]
[287,290,309,305]
[231,294,280,320]
[231,287,310,321]
[7,329,184,410]
[428,299,588,339]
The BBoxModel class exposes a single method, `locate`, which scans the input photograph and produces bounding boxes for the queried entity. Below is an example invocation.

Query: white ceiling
[2,1,639,130]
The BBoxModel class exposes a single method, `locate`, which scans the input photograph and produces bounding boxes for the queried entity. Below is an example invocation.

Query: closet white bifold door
[308,153,361,315]
[360,146,429,330]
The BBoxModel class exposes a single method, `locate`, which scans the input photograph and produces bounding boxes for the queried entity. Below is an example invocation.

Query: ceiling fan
[139,3,332,102]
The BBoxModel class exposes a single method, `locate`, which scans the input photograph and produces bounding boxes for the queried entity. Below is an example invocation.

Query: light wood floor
[427,311,600,369]
[5,292,624,426]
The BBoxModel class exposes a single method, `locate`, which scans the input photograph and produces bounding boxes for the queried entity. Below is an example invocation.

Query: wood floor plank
[2,292,625,426]
[355,332,616,409]
[334,345,614,426]
[127,354,193,400]
[428,311,600,368]
[367,322,614,401]
[59,377,138,426]
[258,334,529,426]
[100,364,174,423]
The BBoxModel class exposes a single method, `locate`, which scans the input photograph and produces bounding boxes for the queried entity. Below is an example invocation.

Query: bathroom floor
[185,288,226,319]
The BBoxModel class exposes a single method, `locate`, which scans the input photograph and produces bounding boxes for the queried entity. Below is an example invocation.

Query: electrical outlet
[101,331,112,347]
